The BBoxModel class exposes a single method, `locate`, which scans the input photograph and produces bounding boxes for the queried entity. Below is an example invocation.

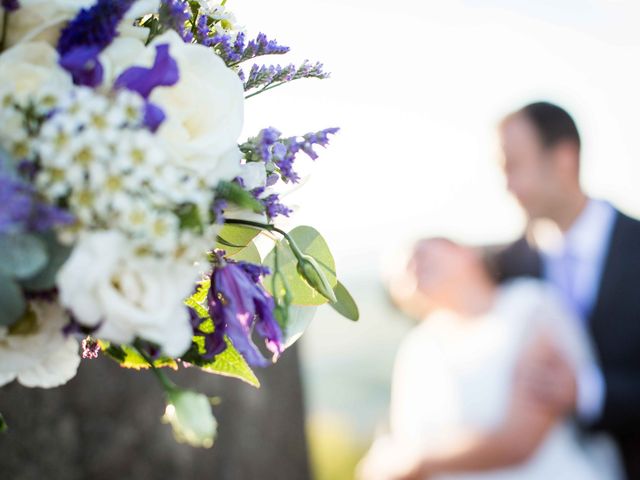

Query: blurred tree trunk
[0,344,311,480]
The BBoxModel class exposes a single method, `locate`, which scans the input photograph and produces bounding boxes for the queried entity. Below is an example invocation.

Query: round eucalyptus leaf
[21,232,72,291]
[283,306,317,349]
[0,233,48,280]
[0,274,26,326]
[263,226,337,306]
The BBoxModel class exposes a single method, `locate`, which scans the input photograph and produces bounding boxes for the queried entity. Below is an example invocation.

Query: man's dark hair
[518,101,581,150]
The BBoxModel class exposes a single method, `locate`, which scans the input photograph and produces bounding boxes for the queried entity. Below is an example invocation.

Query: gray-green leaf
[330,281,359,321]
[0,274,26,326]
[0,233,48,280]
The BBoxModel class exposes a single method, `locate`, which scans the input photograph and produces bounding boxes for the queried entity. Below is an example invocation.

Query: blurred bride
[356,238,622,480]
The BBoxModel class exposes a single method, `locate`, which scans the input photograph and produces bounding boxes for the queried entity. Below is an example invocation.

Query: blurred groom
[493,102,640,479]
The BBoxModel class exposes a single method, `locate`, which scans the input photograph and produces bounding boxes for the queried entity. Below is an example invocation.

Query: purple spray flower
[206,254,283,367]
[57,0,137,87]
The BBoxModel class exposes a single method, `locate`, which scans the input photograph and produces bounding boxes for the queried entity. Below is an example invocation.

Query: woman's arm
[411,335,563,479]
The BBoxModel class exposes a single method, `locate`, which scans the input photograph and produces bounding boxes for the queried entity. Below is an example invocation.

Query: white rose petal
[0,41,72,104]
[0,300,80,389]
[57,231,198,357]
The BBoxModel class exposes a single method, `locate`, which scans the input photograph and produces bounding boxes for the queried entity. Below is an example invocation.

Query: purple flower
[209,32,289,66]
[206,255,283,367]
[0,174,73,234]
[240,127,339,184]
[250,188,292,219]
[160,0,193,42]
[115,43,180,131]
[241,60,329,95]
[1,0,19,11]
[81,337,101,359]
[57,0,137,87]
[115,44,179,98]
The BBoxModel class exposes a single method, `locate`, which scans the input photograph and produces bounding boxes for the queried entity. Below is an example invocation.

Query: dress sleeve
[528,284,596,370]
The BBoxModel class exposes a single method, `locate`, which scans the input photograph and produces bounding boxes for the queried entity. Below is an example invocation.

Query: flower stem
[133,340,177,393]
[223,218,305,260]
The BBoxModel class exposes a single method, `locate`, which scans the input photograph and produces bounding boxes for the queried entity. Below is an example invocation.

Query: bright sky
[231,0,640,442]
[235,0,640,274]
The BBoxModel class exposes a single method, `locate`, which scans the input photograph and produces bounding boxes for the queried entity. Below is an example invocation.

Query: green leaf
[0,233,48,279]
[228,240,261,264]
[184,279,260,388]
[20,232,72,292]
[0,274,26,326]
[283,305,317,348]
[190,337,260,388]
[329,281,359,321]
[100,341,178,370]
[216,223,260,255]
[185,279,210,319]
[176,203,204,233]
[263,226,337,306]
[216,181,265,213]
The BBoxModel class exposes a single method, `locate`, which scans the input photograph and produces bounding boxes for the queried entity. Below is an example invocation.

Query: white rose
[0,0,159,48]
[0,41,72,102]
[56,231,198,357]
[0,300,80,388]
[164,389,217,448]
[100,30,245,183]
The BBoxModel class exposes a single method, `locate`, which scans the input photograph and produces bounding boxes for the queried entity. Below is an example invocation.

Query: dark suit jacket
[490,210,640,479]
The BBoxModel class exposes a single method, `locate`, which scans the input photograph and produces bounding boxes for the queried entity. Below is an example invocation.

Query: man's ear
[552,141,580,178]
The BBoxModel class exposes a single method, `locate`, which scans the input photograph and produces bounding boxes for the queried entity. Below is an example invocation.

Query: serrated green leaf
[185,279,260,388]
[330,281,359,321]
[191,337,260,388]
[0,233,48,279]
[263,226,337,306]
[100,341,178,370]
[20,232,72,292]
[216,223,260,255]
[0,274,26,326]
[185,279,210,319]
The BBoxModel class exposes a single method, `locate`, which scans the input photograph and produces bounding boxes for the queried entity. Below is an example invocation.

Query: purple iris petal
[57,0,137,87]
[115,44,179,132]
[206,259,283,367]
[1,0,19,11]
[143,102,166,133]
[115,44,179,99]
[58,46,104,88]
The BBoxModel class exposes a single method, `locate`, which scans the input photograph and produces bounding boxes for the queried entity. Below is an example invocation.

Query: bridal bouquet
[0,0,357,447]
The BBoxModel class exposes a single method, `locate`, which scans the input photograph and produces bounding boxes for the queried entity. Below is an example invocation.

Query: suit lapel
[587,211,623,329]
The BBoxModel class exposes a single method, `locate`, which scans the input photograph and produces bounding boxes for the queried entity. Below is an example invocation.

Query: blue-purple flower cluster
[0,170,73,235]
[57,0,136,86]
[241,60,329,95]
[241,126,340,184]
[208,31,289,64]
[194,252,283,368]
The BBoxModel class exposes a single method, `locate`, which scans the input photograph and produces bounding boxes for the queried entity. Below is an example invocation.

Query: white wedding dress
[389,279,623,480]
